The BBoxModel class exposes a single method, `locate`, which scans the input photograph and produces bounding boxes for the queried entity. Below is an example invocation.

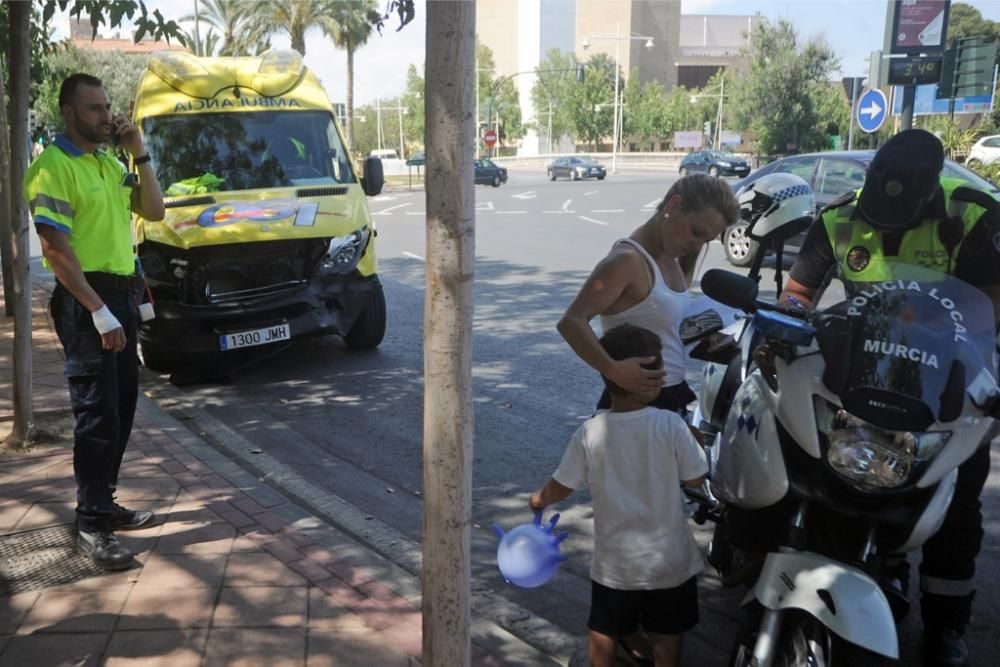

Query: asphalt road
[140,166,1000,665]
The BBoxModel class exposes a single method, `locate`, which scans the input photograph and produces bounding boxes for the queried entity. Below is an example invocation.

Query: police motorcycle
[682,175,1000,666]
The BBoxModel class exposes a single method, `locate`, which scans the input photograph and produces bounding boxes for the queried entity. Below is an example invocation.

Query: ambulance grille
[295,186,348,198]
[165,195,217,209]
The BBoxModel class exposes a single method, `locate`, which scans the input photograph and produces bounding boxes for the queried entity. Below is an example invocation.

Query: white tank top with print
[599,238,690,387]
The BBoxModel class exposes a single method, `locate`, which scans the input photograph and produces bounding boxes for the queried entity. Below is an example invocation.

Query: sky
[51,0,1000,106]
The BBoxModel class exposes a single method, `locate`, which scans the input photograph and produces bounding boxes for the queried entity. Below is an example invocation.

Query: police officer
[25,73,165,570]
[782,129,999,667]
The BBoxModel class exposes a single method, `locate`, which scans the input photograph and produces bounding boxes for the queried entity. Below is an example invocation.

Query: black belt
[83,271,136,292]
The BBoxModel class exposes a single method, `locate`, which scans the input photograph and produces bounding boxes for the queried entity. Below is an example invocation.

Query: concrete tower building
[476,0,680,156]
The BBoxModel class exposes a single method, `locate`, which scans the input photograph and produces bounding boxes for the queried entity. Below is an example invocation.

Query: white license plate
[219,323,290,351]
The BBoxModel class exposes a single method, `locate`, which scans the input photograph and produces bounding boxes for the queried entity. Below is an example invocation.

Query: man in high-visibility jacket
[782,129,999,667]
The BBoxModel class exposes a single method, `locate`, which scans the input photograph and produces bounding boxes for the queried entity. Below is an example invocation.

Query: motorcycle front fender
[744,551,899,659]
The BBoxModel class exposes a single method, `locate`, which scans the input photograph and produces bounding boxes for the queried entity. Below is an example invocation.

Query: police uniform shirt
[789,187,1000,292]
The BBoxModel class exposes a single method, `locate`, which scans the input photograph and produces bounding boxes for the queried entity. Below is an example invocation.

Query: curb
[141,381,582,665]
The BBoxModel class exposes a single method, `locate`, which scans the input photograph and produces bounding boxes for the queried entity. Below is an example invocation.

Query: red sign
[891,0,949,53]
[483,129,497,147]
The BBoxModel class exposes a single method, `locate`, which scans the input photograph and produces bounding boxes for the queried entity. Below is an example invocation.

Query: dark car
[721,150,999,266]
[474,159,507,187]
[679,150,750,178]
[547,155,607,181]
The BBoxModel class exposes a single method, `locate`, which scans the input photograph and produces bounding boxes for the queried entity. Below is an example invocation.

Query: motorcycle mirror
[700,269,759,312]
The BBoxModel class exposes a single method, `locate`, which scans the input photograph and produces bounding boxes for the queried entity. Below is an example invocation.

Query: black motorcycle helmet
[856,129,945,233]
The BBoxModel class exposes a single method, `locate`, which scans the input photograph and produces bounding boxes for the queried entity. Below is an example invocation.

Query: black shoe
[111,502,155,530]
[924,628,969,667]
[77,530,135,571]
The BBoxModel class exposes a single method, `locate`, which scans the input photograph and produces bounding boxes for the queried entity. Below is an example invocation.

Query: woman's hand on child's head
[610,356,665,395]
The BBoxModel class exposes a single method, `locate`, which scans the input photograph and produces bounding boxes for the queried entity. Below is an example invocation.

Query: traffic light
[704,121,712,136]
[28,109,36,130]
[576,64,585,83]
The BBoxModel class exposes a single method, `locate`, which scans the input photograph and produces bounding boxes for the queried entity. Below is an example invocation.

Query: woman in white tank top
[558,174,740,413]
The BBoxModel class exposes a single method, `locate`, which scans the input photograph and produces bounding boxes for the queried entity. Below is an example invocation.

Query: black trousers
[920,439,994,633]
[50,283,139,533]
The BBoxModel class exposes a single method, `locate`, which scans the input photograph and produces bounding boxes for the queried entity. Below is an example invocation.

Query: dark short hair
[59,73,104,108]
[599,324,663,396]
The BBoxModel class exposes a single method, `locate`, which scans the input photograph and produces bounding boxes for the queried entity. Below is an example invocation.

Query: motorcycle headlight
[814,397,950,491]
[317,226,370,274]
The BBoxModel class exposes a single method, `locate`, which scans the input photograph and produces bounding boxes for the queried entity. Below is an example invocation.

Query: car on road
[679,150,750,178]
[474,159,508,187]
[721,150,999,266]
[547,155,607,181]
[966,135,1000,166]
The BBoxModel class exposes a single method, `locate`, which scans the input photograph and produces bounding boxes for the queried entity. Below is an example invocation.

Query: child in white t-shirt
[530,323,708,667]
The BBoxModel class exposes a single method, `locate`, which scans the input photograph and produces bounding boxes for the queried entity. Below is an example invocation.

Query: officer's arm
[36,225,127,352]
[779,276,819,310]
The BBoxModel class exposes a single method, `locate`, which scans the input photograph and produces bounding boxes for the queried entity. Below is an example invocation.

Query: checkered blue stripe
[772,185,811,202]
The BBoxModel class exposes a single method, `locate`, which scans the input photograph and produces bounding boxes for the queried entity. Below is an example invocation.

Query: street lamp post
[690,78,726,149]
[582,22,653,174]
[375,99,410,159]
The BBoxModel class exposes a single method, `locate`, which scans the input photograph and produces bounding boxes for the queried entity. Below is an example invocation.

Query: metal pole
[398,105,405,160]
[547,99,552,154]
[475,68,480,159]
[376,98,383,151]
[847,77,858,150]
[715,77,724,149]
[900,85,915,131]
[612,21,620,174]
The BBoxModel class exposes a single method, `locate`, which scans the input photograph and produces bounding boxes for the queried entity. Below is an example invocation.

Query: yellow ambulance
[130,49,385,371]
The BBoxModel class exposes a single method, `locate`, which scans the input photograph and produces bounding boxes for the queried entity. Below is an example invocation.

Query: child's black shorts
[587,576,699,637]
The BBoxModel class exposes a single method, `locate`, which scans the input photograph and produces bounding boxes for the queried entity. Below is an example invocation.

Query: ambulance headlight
[317,226,369,274]
[814,397,950,491]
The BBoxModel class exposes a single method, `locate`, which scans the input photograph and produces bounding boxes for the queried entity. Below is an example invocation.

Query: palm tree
[253,0,335,57]
[323,0,382,151]
[181,0,270,56]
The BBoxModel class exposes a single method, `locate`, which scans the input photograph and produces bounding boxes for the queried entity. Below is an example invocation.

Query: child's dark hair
[599,323,663,396]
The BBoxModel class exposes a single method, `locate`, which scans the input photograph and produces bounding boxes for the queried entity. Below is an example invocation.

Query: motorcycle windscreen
[814,270,997,431]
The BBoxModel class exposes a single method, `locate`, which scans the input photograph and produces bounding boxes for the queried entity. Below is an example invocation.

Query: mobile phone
[110,125,121,146]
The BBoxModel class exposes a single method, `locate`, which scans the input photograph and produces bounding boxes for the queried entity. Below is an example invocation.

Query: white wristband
[91,305,122,334]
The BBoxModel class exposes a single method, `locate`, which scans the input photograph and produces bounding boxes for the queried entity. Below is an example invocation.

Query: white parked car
[967,134,1000,165]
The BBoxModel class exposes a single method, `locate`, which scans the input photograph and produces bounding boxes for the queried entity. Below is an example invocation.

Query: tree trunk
[0,53,14,316]
[346,42,355,152]
[292,30,306,57]
[7,1,34,447]
[422,1,475,664]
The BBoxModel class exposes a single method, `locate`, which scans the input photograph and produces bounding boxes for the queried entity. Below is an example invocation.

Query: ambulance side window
[326,121,353,183]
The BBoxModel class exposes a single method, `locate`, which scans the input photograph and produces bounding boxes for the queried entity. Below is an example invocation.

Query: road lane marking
[373,202,412,215]
[496,211,527,215]
[642,198,660,209]
[561,199,573,212]
[476,201,495,211]
[584,190,599,196]
[592,209,624,213]
[511,191,536,199]
[578,216,608,226]
[402,251,425,261]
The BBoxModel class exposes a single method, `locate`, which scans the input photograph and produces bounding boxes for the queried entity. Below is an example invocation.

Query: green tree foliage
[728,18,839,155]
[35,43,149,128]
[401,63,424,151]
[179,0,271,56]
[622,72,670,151]
[947,3,1000,46]
[530,49,579,152]
[663,85,696,135]
[568,52,616,150]
[810,81,850,147]
[478,43,522,148]
[325,0,381,151]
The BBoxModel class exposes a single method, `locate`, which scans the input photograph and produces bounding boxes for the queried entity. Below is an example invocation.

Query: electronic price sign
[887,56,944,85]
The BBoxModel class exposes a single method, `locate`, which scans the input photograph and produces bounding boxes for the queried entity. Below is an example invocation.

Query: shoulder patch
[818,190,857,217]
[951,185,998,212]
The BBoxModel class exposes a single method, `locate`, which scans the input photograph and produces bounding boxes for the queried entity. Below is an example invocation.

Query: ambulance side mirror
[361,157,384,196]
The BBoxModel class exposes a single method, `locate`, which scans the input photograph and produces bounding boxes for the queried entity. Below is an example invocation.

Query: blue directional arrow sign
[857,88,888,133]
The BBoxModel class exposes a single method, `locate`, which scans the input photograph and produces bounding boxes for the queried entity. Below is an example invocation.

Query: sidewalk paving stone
[0,279,569,664]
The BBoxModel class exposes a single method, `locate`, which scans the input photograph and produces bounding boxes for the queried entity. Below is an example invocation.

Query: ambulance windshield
[142,110,355,194]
